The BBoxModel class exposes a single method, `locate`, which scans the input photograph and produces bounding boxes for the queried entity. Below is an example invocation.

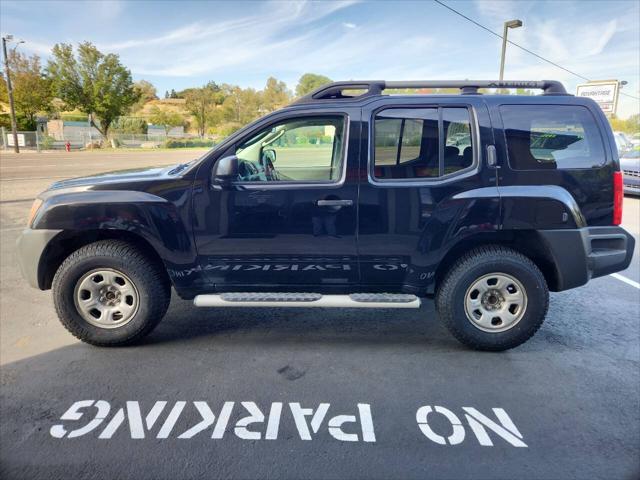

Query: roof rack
[292,80,568,104]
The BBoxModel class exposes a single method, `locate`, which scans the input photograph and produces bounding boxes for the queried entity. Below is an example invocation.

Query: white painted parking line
[610,273,640,289]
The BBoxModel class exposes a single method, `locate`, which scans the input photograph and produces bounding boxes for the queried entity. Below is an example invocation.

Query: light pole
[499,19,523,81]
[2,35,23,153]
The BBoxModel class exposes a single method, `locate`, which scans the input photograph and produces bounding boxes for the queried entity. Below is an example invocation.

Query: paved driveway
[1,151,638,479]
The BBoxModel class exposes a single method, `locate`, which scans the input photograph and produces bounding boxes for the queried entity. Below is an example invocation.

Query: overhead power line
[433,0,640,101]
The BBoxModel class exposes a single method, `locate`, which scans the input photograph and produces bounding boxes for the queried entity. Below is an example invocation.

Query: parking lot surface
[1,151,639,480]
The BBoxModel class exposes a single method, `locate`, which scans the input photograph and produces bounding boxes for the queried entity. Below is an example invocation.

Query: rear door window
[500,105,605,170]
[373,107,474,180]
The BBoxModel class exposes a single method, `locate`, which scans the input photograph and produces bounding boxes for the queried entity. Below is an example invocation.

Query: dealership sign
[576,81,620,115]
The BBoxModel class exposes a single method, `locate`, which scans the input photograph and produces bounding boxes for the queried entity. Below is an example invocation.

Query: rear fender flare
[452,185,586,229]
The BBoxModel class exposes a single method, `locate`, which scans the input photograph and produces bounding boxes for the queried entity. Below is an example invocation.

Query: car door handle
[316,199,353,207]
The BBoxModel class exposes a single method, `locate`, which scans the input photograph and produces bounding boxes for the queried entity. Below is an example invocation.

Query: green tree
[131,80,157,112]
[295,73,332,97]
[184,82,223,136]
[610,114,640,134]
[47,42,139,139]
[149,106,185,135]
[222,85,262,124]
[0,51,53,130]
[262,77,291,111]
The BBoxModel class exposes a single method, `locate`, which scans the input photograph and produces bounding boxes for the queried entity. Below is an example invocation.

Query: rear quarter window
[500,105,606,170]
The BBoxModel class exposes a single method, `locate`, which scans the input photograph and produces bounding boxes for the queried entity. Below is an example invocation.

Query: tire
[436,245,549,351]
[52,240,171,346]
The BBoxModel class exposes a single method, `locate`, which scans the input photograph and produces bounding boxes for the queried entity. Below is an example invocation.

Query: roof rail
[292,80,568,104]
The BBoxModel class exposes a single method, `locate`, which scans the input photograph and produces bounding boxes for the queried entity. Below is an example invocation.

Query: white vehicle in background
[613,131,633,154]
[618,131,639,147]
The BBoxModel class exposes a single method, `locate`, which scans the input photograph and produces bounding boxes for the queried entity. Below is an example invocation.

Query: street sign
[576,81,620,116]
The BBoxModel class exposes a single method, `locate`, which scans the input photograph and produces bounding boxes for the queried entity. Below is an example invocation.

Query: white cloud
[19,39,52,56]
[587,19,617,56]
[3,0,637,118]
[91,0,125,21]
[111,0,361,76]
[474,0,521,21]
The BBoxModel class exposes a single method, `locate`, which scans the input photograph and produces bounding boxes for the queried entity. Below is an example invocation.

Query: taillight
[613,171,623,225]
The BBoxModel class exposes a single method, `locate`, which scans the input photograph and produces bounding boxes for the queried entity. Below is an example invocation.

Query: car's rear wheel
[436,246,549,351]
[52,240,171,346]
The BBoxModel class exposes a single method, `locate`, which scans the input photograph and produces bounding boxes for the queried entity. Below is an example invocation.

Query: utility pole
[2,35,20,153]
[499,20,523,81]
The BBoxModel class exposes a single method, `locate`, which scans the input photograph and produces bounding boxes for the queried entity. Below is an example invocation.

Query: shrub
[164,138,216,148]
[85,141,102,149]
[111,116,148,134]
[60,113,89,122]
[0,113,11,130]
[40,135,56,150]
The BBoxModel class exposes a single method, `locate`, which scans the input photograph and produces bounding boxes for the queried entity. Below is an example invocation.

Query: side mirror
[262,148,277,164]
[211,155,239,188]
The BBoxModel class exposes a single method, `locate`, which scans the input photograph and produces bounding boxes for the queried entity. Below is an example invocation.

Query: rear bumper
[539,226,635,291]
[16,228,63,289]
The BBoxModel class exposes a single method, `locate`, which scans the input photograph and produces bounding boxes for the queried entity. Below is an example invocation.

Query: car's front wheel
[436,246,549,351]
[52,240,171,346]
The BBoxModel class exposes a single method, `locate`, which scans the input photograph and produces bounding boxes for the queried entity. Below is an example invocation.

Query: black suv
[17,80,635,351]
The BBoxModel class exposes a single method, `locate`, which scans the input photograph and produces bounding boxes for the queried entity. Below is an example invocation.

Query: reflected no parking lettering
[50,401,526,447]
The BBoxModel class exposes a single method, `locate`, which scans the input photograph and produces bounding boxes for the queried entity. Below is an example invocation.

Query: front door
[192,110,360,290]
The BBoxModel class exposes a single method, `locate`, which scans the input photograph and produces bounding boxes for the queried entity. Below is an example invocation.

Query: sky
[1,0,639,118]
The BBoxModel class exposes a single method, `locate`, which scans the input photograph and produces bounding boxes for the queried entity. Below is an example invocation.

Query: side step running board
[193,292,421,309]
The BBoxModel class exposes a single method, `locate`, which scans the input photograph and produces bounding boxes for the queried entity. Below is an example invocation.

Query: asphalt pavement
[1,150,638,480]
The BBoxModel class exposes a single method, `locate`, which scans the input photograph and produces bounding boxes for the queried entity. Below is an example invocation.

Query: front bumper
[623,183,640,196]
[539,226,635,291]
[16,229,63,289]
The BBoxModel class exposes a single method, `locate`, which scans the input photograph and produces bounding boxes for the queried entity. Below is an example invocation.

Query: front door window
[235,116,346,183]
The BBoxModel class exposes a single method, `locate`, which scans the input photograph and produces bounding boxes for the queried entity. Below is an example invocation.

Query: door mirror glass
[211,155,239,187]
[262,148,276,164]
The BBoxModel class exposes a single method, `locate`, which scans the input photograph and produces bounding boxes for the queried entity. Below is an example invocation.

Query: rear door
[357,96,496,291]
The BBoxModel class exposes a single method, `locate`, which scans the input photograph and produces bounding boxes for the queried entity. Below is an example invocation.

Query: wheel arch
[38,229,171,291]
[433,230,561,294]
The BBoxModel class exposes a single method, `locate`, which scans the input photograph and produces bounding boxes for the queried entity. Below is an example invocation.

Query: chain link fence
[0,128,219,152]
